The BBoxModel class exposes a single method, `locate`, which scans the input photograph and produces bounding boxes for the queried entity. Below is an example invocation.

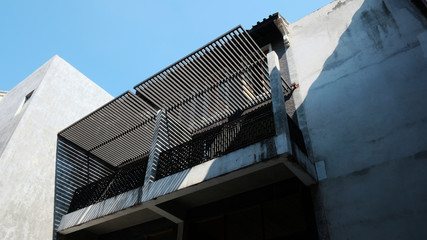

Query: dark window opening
[24,90,34,104]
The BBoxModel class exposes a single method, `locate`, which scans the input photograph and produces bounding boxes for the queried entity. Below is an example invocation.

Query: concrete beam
[145,205,183,224]
[144,204,185,240]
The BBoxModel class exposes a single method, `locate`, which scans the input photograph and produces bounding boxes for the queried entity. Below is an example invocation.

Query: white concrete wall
[0,91,7,102]
[286,0,427,238]
[0,60,50,157]
[0,56,113,240]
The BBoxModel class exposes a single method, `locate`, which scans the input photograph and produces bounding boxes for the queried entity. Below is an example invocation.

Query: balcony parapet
[58,132,312,234]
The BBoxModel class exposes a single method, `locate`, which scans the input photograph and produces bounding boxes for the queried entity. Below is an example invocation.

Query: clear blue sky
[0,0,332,97]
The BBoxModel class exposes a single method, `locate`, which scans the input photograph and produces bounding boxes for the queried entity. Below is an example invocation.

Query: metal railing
[155,103,276,180]
[67,157,148,213]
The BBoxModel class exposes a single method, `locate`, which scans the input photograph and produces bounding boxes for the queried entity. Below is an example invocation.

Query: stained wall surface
[0,56,113,240]
[286,0,427,238]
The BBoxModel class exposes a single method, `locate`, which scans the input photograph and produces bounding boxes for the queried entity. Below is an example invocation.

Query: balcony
[54,26,316,238]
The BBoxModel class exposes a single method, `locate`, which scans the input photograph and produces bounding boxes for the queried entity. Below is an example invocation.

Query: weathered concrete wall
[286,0,427,238]
[0,56,113,240]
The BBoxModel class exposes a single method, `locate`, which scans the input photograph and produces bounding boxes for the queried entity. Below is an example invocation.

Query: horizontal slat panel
[134,26,271,133]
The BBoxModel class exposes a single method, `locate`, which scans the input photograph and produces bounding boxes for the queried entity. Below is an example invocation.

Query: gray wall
[0,56,113,240]
[286,0,427,239]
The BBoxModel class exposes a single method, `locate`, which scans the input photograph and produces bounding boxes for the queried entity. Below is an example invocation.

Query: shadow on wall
[291,0,427,239]
[293,0,427,178]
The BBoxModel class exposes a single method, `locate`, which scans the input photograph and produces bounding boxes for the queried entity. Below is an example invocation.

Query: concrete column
[177,222,184,240]
[268,51,318,184]
[267,51,292,153]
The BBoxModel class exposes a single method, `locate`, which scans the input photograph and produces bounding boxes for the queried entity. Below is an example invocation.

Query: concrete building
[0,56,113,239]
[55,0,427,239]
[1,0,424,239]
[286,0,427,238]
[54,0,427,239]
[0,91,7,101]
